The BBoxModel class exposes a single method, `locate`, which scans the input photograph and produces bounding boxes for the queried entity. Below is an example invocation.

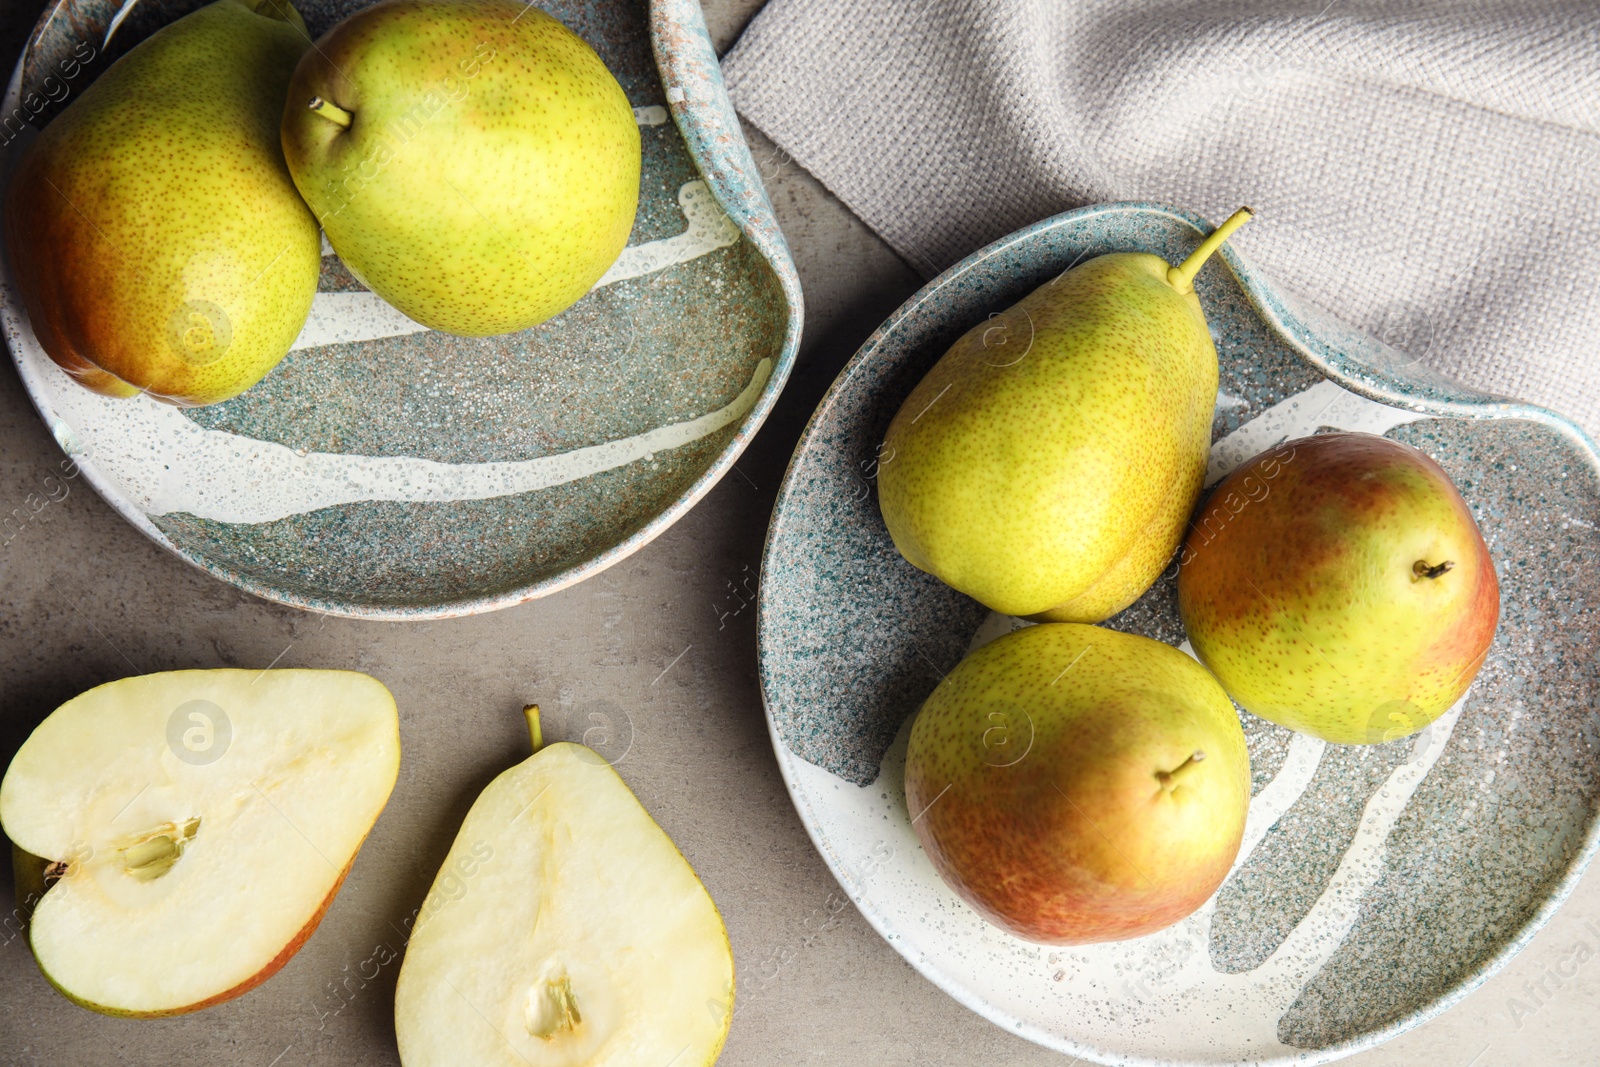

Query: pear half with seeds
[0,669,400,1016]
[395,706,734,1067]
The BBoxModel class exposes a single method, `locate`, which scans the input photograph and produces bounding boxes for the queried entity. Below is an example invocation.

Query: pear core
[120,817,202,882]
[526,971,583,1039]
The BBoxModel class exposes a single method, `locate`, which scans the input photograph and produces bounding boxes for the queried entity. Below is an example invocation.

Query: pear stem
[307,96,353,129]
[1156,751,1207,792]
[524,704,543,754]
[1168,207,1254,292]
[1413,560,1455,580]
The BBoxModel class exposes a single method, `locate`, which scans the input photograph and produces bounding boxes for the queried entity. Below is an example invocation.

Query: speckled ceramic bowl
[1,0,799,618]
[758,202,1600,1065]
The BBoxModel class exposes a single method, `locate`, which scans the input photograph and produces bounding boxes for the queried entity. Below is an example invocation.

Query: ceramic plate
[758,202,1600,1065]
[1,0,800,618]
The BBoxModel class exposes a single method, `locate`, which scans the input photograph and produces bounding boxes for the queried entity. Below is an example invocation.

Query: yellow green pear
[877,210,1253,622]
[4,0,321,405]
[280,0,641,336]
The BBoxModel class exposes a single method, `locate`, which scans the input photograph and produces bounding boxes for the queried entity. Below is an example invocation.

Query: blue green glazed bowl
[2,0,800,618]
[758,201,1600,1064]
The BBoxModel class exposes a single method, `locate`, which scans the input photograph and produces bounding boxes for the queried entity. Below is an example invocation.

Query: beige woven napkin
[723,0,1600,437]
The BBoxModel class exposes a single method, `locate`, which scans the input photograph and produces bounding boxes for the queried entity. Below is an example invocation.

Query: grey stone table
[0,2,1593,1064]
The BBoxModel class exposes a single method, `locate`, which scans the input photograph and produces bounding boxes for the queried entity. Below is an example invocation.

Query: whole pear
[904,623,1250,944]
[280,0,640,336]
[877,210,1252,622]
[4,0,321,405]
[1177,432,1500,744]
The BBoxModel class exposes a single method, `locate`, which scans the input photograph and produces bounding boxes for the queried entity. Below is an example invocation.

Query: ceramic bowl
[758,201,1600,1065]
[2,0,800,618]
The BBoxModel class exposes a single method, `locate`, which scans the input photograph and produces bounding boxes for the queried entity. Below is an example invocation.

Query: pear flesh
[3,0,322,405]
[878,211,1252,622]
[280,0,642,336]
[0,670,400,1016]
[394,721,733,1067]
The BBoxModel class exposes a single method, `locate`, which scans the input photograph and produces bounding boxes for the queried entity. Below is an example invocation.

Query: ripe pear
[1178,432,1500,745]
[878,210,1253,622]
[394,706,733,1067]
[904,624,1250,944]
[280,0,641,336]
[4,0,321,405]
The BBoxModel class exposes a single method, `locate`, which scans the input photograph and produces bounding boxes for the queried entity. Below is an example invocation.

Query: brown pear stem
[308,96,353,129]
[524,704,543,754]
[249,0,301,24]
[1413,560,1455,580]
[1156,751,1207,791]
[1168,208,1254,292]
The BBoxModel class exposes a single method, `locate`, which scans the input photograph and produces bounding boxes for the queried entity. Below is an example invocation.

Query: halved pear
[395,707,734,1067]
[0,669,400,1016]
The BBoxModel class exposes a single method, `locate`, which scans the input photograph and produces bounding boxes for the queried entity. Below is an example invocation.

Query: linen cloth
[722,0,1600,437]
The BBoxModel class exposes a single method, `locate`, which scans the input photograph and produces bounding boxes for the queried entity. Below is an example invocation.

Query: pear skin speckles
[877,252,1216,620]
[279,0,641,337]
[904,623,1250,944]
[1177,432,1500,744]
[4,0,321,405]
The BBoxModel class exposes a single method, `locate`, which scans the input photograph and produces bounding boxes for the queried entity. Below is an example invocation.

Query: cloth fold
[723,0,1600,437]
